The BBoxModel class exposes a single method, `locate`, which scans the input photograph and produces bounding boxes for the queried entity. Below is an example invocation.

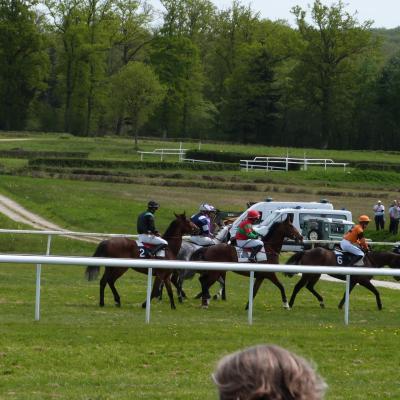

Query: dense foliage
[1,0,400,150]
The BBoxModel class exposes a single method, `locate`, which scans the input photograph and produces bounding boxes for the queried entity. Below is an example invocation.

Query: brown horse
[191,215,303,308]
[85,213,196,309]
[286,248,400,309]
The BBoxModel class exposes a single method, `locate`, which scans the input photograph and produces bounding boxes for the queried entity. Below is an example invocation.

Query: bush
[28,158,238,171]
[0,149,89,159]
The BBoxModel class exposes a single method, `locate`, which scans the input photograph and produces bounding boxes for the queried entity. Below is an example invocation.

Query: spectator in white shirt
[373,200,385,231]
[389,200,399,235]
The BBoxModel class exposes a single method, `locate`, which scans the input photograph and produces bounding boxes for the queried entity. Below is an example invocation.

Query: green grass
[1,131,400,164]
[1,133,400,398]
[1,262,400,400]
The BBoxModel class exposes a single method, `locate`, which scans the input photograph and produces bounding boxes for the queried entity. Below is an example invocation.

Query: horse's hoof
[202,304,209,309]
[178,296,183,303]
[283,302,290,310]
[141,302,147,309]
[99,303,104,307]
[320,302,325,309]
[171,305,176,310]
[213,294,219,300]
[115,303,121,308]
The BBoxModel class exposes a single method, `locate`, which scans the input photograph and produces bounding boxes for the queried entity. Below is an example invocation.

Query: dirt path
[0,194,99,243]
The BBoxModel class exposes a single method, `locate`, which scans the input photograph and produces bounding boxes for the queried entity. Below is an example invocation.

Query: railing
[240,157,348,172]
[137,148,187,161]
[1,254,400,326]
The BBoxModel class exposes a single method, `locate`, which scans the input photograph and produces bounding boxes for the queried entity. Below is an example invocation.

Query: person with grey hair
[213,344,327,400]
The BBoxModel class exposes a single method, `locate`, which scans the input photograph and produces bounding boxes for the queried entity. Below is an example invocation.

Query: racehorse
[191,215,303,308]
[85,213,196,309]
[285,247,400,309]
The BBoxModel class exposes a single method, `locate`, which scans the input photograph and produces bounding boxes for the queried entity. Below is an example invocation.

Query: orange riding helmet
[358,215,370,223]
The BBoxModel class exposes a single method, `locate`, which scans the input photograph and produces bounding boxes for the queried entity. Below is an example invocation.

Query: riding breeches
[190,236,215,246]
[236,239,264,249]
[340,239,364,257]
[138,234,168,246]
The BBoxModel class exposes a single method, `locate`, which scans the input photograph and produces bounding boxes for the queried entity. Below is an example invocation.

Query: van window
[299,213,348,229]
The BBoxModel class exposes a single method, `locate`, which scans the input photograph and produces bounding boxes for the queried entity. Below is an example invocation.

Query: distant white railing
[1,254,400,326]
[240,157,348,172]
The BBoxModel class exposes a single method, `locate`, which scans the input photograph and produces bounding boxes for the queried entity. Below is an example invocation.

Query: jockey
[137,200,168,255]
[190,203,217,246]
[340,215,370,265]
[235,210,264,262]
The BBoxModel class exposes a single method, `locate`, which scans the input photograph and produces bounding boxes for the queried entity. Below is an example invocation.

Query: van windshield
[299,213,348,229]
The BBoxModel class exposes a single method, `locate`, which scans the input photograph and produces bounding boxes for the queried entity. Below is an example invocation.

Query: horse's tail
[85,240,108,281]
[284,251,304,277]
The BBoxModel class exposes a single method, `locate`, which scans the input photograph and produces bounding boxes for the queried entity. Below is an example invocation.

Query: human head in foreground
[213,344,327,400]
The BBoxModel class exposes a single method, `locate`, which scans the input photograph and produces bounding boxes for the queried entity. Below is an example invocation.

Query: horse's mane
[162,215,182,239]
[263,221,280,241]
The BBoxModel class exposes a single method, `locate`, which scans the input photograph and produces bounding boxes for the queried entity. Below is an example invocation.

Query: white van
[229,200,334,237]
[252,208,353,251]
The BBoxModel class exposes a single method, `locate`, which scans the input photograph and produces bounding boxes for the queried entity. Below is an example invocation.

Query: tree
[109,62,164,148]
[291,0,375,148]
[0,0,48,130]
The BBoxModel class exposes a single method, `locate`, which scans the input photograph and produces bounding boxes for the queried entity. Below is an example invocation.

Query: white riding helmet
[199,203,216,212]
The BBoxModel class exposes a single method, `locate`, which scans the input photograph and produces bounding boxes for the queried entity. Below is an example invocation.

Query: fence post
[35,264,41,321]
[145,267,153,323]
[248,270,254,325]
[344,274,350,325]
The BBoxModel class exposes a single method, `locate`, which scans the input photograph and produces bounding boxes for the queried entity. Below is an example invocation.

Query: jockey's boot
[249,245,263,263]
[353,255,364,266]
[151,243,168,256]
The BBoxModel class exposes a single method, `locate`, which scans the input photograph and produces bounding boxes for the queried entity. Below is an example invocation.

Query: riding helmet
[148,200,159,209]
[247,210,260,220]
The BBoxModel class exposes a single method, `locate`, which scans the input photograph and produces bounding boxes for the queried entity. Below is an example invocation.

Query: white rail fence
[1,253,400,326]
[1,228,398,326]
[240,157,348,172]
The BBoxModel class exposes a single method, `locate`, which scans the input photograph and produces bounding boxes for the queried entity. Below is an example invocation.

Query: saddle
[334,250,363,266]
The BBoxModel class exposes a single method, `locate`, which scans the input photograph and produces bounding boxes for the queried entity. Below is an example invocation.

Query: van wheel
[308,230,319,241]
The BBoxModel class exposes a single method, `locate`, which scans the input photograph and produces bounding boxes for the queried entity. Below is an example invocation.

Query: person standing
[136,200,168,255]
[388,200,399,235]
[372,200,385,231]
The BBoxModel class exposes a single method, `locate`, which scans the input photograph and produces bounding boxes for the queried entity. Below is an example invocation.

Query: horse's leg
[171,271,185,303]
[288,275,310,308]
[338,279,357,310]
[99,270,107,307]
[199,273,217,308]
[267,273,290,310]
[142,276,163,308]
[163,275,176,310]
[342,279,382,310]
[305,279,325,308]
[213,273,226,301]
[245,277,264,310]
[107,276,122,307]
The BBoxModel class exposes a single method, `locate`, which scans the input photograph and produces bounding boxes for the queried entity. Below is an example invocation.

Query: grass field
[1,132,400,399]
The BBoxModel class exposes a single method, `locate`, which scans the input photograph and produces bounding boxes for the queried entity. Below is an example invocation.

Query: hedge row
[28,158,238,171]
[186,149,301,170]
[355,162,400,172]
[0,149,89,159]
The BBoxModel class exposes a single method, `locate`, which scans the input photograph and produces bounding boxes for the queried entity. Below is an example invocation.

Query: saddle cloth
[333,250,361,266]
[136,241,165,258]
